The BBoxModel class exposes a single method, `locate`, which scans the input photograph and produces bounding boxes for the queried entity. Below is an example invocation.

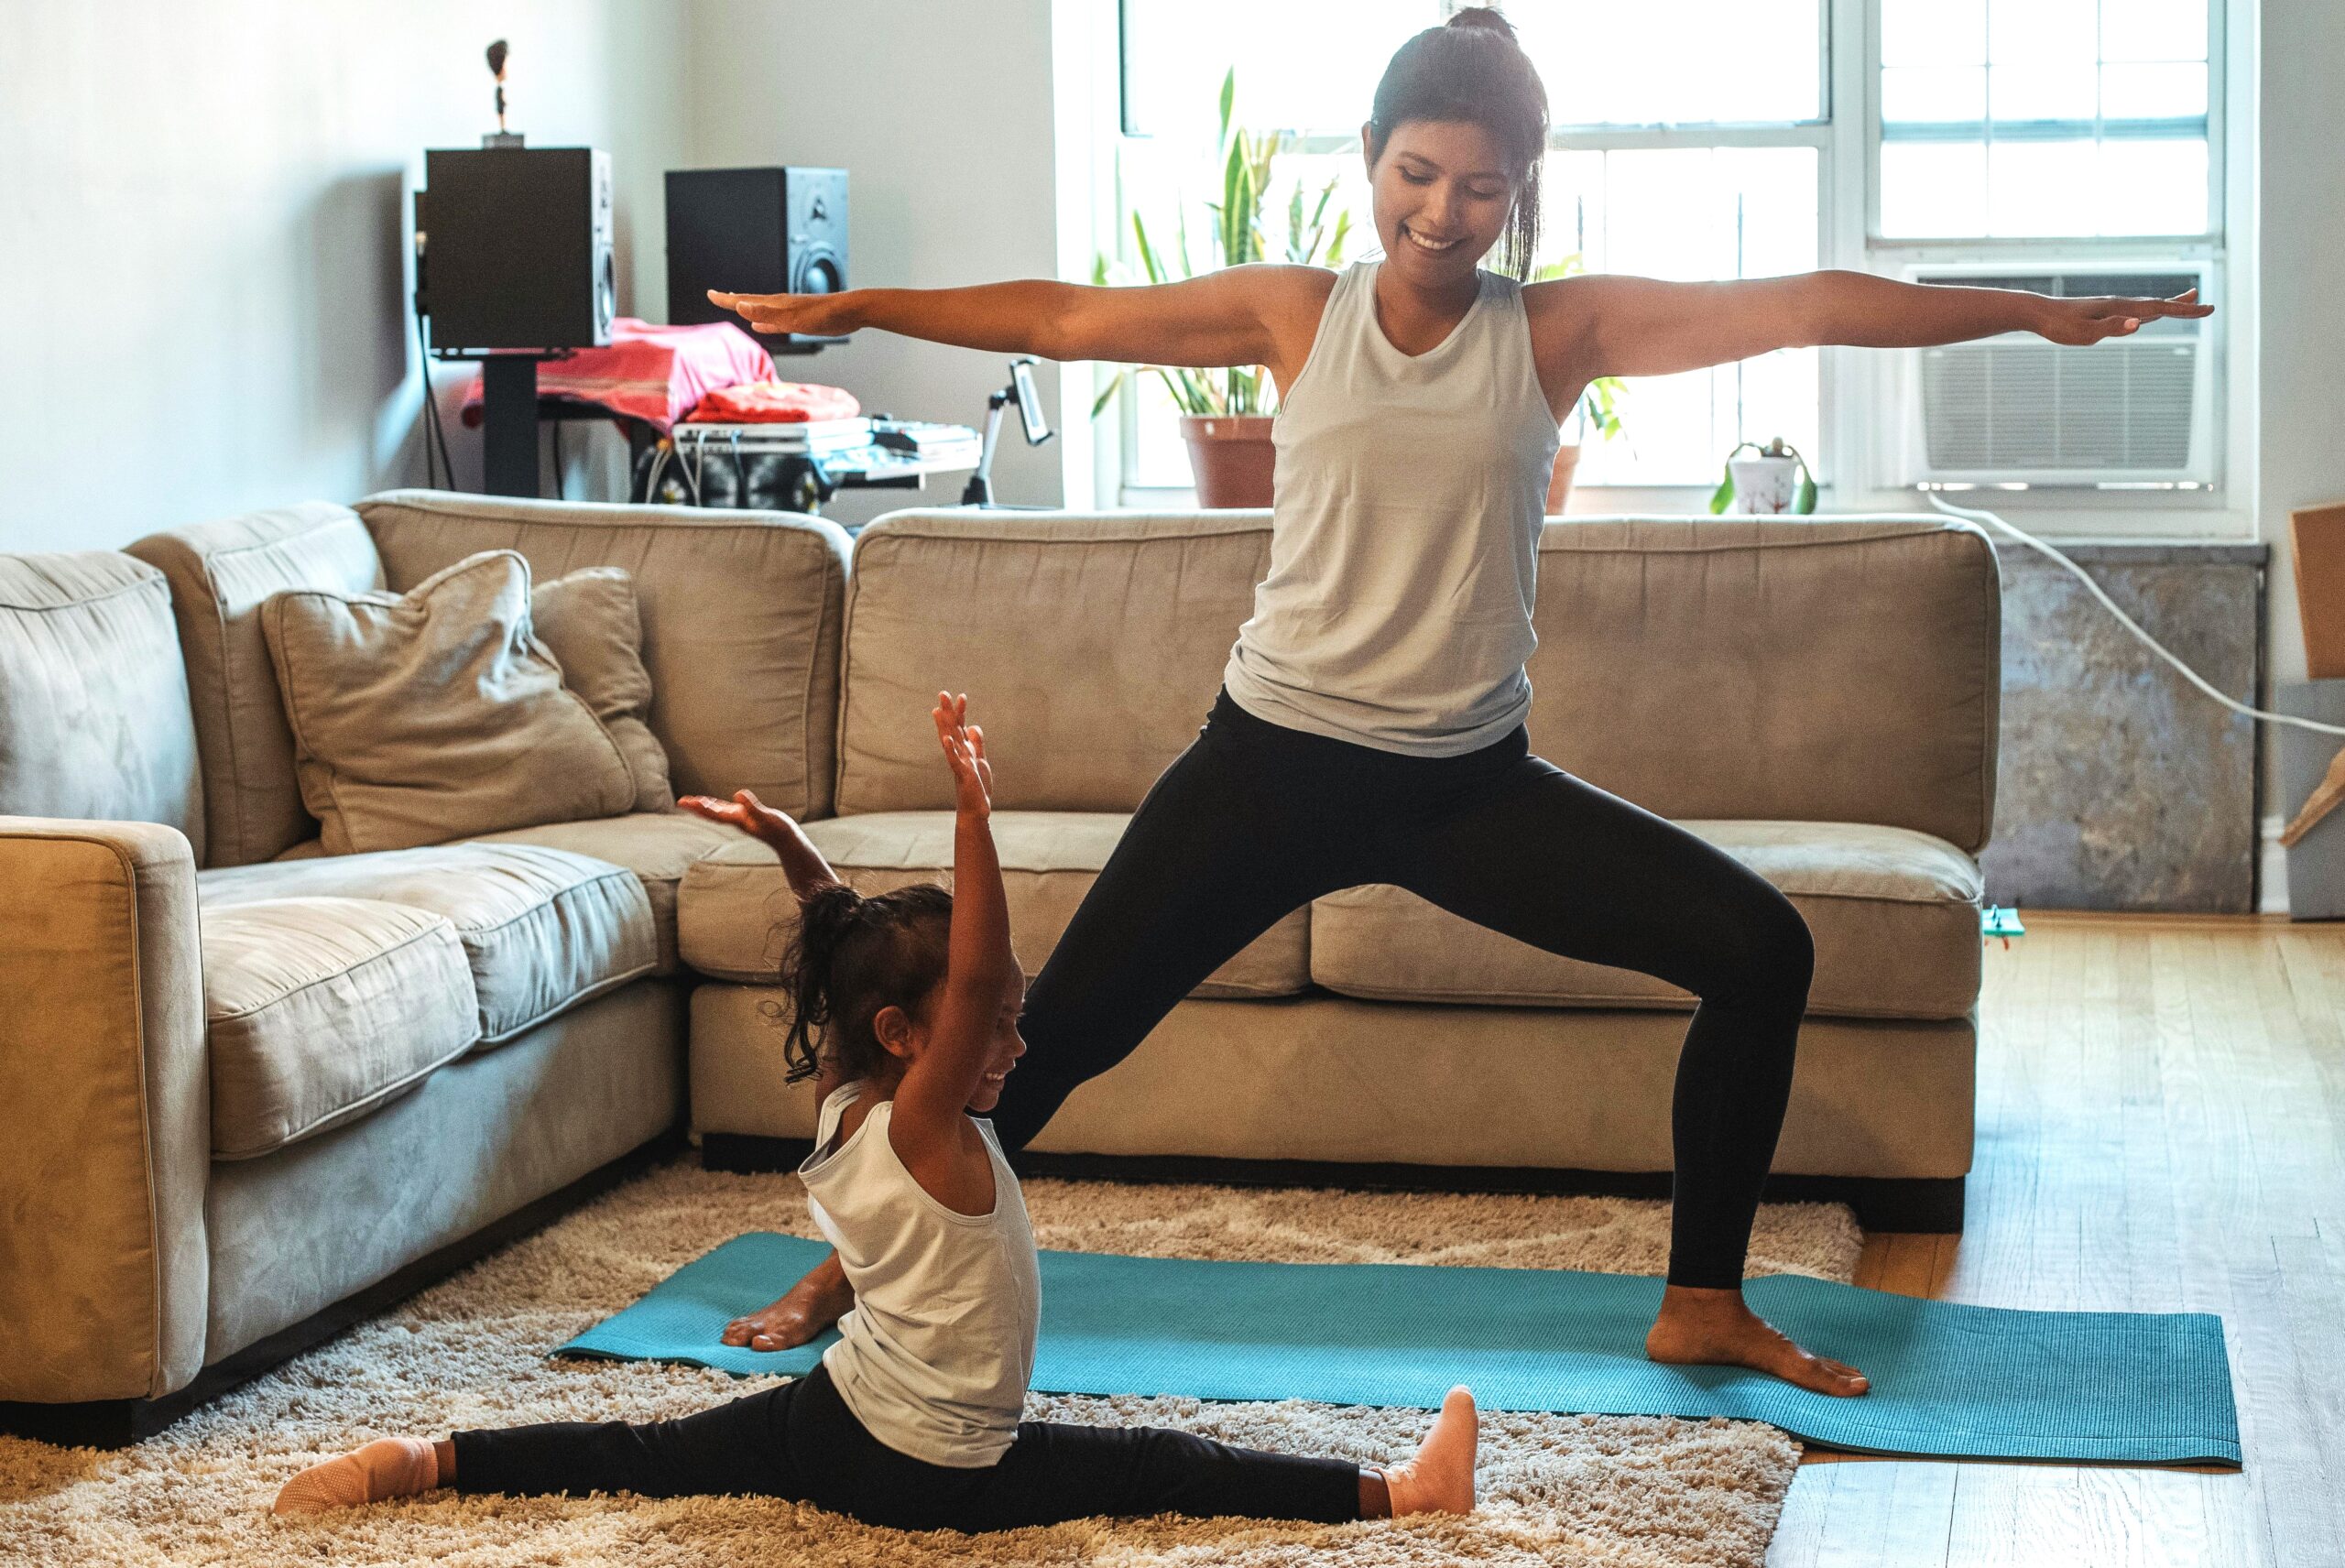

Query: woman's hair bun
[1445,5,1519,39]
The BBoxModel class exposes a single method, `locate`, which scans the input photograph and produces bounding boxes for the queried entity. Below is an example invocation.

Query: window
[1108,0,2226,499]
[1877,0,2217,240]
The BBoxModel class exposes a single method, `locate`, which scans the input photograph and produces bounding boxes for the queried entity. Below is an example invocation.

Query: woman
[709,7,2209,1397]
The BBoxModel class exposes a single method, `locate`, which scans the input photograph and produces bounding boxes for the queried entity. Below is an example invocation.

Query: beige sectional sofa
[0,492,846,1443]
[688,508,1998,1214]
[0,493,1997,1444]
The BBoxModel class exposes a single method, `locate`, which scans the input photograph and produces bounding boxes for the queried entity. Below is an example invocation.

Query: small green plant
[1708,437,1818,515]
[1530,254,1627,445]
[1091,70,1352,420]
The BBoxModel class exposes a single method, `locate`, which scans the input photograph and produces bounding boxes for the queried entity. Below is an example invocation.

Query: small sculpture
[488,39,510,132]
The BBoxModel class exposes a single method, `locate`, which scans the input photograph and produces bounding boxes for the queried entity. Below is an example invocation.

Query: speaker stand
[480,355,549,497]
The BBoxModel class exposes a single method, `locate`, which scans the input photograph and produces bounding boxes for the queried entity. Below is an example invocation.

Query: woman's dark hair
[1367,5,1549,279]
[770,882,954,1083]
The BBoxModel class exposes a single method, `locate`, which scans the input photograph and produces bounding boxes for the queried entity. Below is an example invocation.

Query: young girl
[274,692,1478,1532]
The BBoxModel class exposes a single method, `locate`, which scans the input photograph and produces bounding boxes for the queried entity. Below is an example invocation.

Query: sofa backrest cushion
[835,511,1271,815]
[355,491,849,821]
[836,510,1999,850]
[1525,517,2000,852]
[125,503,386,866]
[0,551,205,855]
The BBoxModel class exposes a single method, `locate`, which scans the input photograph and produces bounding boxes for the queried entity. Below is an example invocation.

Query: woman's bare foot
[721,1253,853,1352]
[1644,1285,1870,1396]
[1380,1387,1478,1517]
[272,1436,441,1513]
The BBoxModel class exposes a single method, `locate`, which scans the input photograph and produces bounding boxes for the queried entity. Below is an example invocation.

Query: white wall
[0,0,689,553]
[676,0,1080,528]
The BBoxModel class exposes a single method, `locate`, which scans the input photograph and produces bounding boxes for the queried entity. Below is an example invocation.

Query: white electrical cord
[1923,493,2345,738]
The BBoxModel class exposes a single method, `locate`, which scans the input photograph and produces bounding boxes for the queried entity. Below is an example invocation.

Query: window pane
[1120,0,1439,136]
[2101,0,2209,62]
[1986,139,2100,235]
[1990,62,2099,121]
[1880,141,1988,237]
[1546,147,1821,486]
[1991,0,2097,63]
[1513,0,1821,125]
[1881,65,1985,124]
[2097,138,2208,234]
[1882,0,1984,67]
[2101,61,2207,118]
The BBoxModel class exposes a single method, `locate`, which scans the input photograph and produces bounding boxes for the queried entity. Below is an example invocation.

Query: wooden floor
[1769,912,2345,1568]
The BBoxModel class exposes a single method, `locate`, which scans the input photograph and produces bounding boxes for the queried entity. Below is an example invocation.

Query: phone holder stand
[961,356,1054,506]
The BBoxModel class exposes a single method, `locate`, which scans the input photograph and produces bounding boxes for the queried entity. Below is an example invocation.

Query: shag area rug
[0,1163,1860,1567]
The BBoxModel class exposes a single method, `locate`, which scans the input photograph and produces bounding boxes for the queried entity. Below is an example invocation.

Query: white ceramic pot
[1728,454,1803,515]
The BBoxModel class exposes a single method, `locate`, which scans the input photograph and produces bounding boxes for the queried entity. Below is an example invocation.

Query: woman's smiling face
[1363,118,1517,288]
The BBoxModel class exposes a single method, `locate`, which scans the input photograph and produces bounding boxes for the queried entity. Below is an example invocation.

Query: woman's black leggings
[453,1361,1361,1530]
[995,688,1816,1290]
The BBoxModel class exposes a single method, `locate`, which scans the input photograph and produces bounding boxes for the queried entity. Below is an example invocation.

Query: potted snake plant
[1092,71,1352,506]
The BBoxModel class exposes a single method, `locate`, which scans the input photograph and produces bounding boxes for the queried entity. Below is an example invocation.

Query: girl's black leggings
[453,1360,1361,1530]
[996,688,1816,1290]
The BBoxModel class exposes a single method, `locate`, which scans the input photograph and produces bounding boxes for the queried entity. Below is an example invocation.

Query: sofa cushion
[1307,821,1982,1020]
[260,550,639,855]
[0,551,205,856]
[834,511,1271,815]
[199,843,657,1044]
[456,811,739,975]
[125,502,386,866]
[356,490,849,821]
[677,810,1311,997]
[531,567,672,812]
[201,896,477,1159]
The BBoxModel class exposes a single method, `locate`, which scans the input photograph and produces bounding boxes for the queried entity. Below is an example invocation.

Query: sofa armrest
[0,817,208,1401]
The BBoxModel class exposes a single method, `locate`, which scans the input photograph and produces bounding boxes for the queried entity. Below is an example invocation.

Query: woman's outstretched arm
[1529,270,2213,381]
[712,262,1328,373]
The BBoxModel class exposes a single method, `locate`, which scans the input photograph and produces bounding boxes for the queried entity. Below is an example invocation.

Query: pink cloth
[459,318,777,434]
[683,380,862,424]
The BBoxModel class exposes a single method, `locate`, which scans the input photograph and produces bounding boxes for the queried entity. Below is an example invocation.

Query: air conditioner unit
[1886,261,2217,488]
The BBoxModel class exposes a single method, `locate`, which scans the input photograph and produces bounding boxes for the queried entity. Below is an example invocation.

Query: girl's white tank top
[797,1081,1042,1467]
[1221,258,1561,756]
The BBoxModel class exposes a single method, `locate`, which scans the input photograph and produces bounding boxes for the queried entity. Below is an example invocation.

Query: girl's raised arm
[713,263,1329,374]
[890,693,1017,1141]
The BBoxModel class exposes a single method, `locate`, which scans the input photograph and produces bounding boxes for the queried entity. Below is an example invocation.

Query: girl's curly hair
[1369,5,1551,280]
[772,881,955,1083]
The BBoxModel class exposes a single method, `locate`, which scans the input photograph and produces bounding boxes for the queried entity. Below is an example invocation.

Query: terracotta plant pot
[1546,442,1581,516]
[1179,415,1277,508]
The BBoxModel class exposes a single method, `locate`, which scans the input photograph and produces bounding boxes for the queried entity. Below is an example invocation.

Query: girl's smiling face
[1364,118,1518,288]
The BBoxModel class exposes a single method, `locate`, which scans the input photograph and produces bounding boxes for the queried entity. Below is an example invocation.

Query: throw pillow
[259,550,636,854]
[529,566,672,811]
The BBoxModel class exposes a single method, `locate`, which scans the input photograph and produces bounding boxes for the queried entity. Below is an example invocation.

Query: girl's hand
[709,288,856,339]
[2031,287,2212,346]
[679,788,796,841]
[932,691,993,819]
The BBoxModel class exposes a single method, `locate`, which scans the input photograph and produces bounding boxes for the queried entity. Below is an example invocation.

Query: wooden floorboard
[1770,913,2343,1568]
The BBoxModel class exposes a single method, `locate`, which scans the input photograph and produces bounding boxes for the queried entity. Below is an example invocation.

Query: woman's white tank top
[1221,258,1561,756]
[797,1081,1042,1467]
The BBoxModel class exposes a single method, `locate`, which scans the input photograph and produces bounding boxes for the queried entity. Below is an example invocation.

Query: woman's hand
[2029,287,2213,346]
[709,288,856,339]
[932,691,993,819]
[679,788,796,841]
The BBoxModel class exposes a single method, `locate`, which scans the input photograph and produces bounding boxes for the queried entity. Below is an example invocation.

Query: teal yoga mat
[558,1233,2240,1466]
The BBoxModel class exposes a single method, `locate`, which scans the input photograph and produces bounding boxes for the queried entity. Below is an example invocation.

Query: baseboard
[0,1127,687,1450]
[2263,812,2289,915]
[700,1134,1966,1236]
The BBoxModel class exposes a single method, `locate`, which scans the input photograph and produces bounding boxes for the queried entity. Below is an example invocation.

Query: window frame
[1092,0,2245,537]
